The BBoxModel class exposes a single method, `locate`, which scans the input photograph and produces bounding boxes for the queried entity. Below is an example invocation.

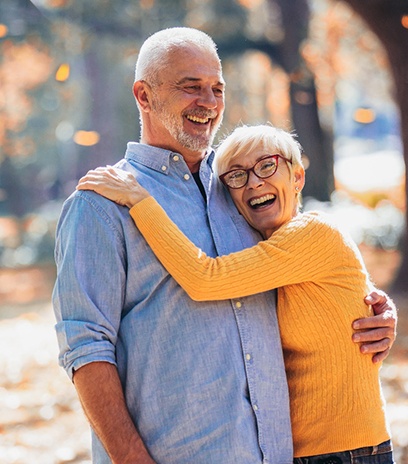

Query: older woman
[77,125,394,463]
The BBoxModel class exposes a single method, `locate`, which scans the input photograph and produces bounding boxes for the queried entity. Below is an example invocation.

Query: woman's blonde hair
[215,124,304,176]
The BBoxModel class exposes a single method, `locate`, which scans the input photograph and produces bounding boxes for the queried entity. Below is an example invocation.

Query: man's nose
[196,87,217,108]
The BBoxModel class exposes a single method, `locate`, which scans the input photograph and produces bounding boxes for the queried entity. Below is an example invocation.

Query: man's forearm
[73,361,154,464]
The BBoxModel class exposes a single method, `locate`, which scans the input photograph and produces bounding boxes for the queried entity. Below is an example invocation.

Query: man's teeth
[250,194,276,207]
[187,115,210,124]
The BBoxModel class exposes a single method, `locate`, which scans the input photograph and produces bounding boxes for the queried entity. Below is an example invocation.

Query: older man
[53,28,396,464]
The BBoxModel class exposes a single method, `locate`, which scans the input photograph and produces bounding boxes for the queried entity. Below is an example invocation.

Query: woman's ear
[133,81,152,112]
[294,166,306,192]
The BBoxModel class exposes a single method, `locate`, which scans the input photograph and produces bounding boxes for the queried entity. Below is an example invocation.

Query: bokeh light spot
[353,107,376,124]
[0,24,8,38]
[74,130,100,146]
[55,63,70,82]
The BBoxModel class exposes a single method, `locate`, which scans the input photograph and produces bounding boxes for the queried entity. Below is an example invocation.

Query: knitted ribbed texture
[130,196,390,457]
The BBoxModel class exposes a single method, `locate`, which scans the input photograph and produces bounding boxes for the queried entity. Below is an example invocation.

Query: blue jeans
[293,440,394,464]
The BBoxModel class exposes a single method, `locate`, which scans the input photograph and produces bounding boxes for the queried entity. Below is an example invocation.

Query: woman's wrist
[125,189,151,208]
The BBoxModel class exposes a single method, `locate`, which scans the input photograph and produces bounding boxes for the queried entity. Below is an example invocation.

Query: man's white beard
[152,98,221,153]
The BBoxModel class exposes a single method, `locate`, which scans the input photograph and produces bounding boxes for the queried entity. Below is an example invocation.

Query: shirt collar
[125,142,215,174]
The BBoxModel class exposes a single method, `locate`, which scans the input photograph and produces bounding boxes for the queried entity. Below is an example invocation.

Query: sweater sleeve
[130,197,343,301]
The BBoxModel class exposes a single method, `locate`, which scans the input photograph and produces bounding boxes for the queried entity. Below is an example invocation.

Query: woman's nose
[246,170,264,189]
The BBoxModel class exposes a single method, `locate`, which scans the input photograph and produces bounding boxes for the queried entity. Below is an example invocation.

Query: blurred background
[0,0,407,462]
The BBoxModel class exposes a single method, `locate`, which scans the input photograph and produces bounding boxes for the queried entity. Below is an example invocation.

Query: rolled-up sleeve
[52,191,127,380]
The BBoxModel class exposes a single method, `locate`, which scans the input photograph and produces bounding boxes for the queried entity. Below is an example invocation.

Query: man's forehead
[176,75,225,86]
[169,46,222,67]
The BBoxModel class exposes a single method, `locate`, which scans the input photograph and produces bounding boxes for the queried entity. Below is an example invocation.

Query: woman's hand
[76,166,150,208]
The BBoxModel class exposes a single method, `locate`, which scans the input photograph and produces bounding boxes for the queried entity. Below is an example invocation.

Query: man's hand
[352,290,397,363]
[115,435,156,464]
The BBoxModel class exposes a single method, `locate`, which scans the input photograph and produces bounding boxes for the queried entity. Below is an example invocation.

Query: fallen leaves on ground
[0,304,91,464]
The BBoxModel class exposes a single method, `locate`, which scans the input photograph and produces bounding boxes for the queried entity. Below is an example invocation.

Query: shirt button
[173,155,180,161]
[184,174,190,180]
[161,165,167,171]
[253,404,258,411]
[236,301,242,309]
[245,354,251,361]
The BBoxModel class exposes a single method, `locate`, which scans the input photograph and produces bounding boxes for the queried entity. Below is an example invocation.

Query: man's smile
[186,115,211,124]
[185,108,218,126]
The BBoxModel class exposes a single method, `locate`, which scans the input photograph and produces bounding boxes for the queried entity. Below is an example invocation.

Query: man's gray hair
[135,27,220,86]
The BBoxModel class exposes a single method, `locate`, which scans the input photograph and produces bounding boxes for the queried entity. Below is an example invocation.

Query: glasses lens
[224,170,247,188]
[255,157,277,178]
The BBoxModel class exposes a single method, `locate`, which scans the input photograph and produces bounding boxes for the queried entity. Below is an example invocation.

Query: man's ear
[133,81,151,112]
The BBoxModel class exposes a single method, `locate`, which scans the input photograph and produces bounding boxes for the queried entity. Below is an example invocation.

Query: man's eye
[213,88,224,96]
[185,86,200,92]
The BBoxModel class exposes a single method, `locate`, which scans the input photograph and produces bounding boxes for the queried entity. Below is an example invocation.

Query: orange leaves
[0,40,53,149]
[0,40,52,90]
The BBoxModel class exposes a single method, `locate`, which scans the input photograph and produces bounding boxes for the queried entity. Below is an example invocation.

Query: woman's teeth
[250,194,276,208]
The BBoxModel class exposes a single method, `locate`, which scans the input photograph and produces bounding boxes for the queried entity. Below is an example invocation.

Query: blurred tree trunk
[340,0,408,294]
[80,44,120,176]
[272,0,334,202]
[0,158,25,217]
[218,1,334,202]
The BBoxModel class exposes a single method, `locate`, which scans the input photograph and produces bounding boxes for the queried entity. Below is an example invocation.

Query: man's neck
[185,158,203,173]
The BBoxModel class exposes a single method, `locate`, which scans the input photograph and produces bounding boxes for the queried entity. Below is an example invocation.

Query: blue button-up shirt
[53,142,292,464]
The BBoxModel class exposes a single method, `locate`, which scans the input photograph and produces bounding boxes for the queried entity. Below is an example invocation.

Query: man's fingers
[358,337,391,353]
[371,348,390,364]
[352,313,396,330]
[364,291,384,305]
[353,327,394,343]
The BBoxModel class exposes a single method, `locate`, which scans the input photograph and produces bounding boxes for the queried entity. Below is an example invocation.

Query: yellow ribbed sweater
[130,197,390,457]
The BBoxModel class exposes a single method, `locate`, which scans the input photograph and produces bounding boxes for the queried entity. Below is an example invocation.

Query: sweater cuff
[129,195,165,227]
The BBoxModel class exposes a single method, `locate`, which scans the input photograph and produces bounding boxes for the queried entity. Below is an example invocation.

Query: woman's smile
[248,193,277,209]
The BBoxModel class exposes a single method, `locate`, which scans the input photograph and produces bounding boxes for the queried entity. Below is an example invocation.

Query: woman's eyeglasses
[219,154,292,189]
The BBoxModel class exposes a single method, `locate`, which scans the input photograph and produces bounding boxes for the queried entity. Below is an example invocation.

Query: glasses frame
[219,154,292,189]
